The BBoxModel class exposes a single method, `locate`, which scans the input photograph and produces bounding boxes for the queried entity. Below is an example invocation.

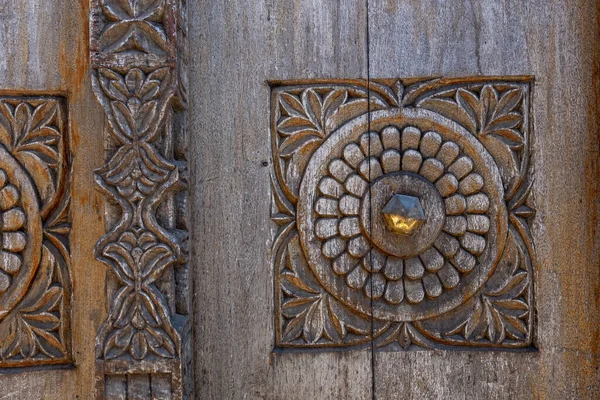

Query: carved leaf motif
[104,292,178,360]
[278,234,376,346]
[282,273,319,296]
[276,88,351,158]
[0,99,63,206]
[282,308,307,342]
[101,229,179,360]
[100,142,175,201]
[418,83,527,193]
[0,248,67,361]
[508,177,535,239]
[370,322,432,350]
[322,89,348,121]
[270,174,295,227]
[273,86,363,204]
[327,298,347,339]
[98,69,129,102]
[481,87,524,149]
[281,292,374,345]
[487,271,528,297]
[303,298,325,343]
[98,68,171,143]
[391,80,404,106]
[281,295,325,344]
[450,85,525,149]
[448,291,529,344]
[396,323,430,350]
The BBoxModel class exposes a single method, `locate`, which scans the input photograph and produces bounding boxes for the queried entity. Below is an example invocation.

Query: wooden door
[0,1,598,399]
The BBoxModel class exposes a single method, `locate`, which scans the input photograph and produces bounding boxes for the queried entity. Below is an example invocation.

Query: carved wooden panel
[271,78,535,350]
[90,0,191,398]
[0,95,71,367]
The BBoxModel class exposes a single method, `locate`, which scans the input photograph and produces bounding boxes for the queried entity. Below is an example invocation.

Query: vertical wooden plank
[0,0,105,398]
[368,0,600,399]
[189,0,372,398]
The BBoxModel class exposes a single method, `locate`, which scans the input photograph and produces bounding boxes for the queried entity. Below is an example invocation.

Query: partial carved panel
[0,96,71,367]
[90,0,190,398]
[271,78,535,350]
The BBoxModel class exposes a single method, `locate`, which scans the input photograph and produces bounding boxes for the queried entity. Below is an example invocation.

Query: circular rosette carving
[298,108,507,321]
[0,146,42,320]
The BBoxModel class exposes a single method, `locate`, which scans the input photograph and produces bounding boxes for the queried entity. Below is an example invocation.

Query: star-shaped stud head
[381,194,426,235]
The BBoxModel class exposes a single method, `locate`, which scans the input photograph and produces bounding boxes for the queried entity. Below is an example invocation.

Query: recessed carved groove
[271,78,535,351]
[90,0,191,398]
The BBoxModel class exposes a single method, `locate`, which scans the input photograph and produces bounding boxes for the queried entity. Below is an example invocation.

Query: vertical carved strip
[90,0,190,398]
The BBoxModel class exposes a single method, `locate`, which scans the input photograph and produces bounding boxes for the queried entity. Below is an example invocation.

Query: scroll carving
[0,96,71,367]
[90,0,190,398]
[271,78,535,350]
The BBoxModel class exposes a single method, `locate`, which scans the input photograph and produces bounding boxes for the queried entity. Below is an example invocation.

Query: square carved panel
[270,78,535,350]
[0,95,71,367]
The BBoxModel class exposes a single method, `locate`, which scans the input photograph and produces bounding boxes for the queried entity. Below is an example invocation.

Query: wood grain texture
[0,0,106,398]
[189,0,372,398]
[0,1,598,399]
[369,0,600,399]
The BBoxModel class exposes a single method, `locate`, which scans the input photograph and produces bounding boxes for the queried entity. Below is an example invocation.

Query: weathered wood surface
[0,0,105,399]
[0,0,598,399]
[369,1,600,399]
[190,1,373,399]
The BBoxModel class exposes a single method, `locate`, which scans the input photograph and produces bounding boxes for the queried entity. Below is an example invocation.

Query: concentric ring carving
[298,108,507,321]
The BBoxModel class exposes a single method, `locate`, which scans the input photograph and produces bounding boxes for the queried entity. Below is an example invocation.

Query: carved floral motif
[272,79,535,350]
[100,230,179,361]
[310,126,494,309]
